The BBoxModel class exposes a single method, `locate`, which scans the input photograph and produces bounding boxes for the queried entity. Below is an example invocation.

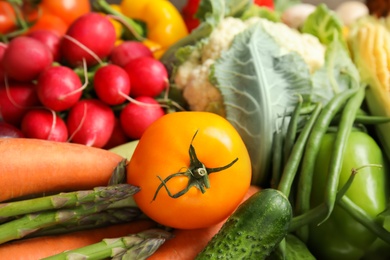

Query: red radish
[21,109,68,142]
[28,29,61,61]
[103,117,130,149]
[0,43,7,84]
[0,121,25,138]
[120,96,165,139]
[60,13,116,67]
[1,36,53,82]
[109,41,153,67]
[123,56,168,98]
[93,64,131,105]
[0,83,40,126]
[67,99,115,148]
[36,65,83,112]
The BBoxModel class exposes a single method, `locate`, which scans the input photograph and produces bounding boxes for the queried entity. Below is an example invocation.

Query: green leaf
[301,4,345,47]
[311,38,360,104]
[196,0,252,22]
[211,24,313,185]
[273,0,301,13]
[241,5,281,22]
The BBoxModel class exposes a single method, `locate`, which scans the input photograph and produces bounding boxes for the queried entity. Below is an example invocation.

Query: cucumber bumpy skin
[196,189,292,260]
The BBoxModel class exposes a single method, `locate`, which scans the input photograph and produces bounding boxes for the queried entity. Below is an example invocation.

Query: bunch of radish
[0,12,170,149]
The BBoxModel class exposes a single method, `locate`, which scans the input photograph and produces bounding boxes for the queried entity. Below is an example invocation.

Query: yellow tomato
[127,112,252,229]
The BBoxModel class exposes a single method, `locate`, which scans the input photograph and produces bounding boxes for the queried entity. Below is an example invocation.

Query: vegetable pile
[1,0,390,259]
[0,0,188,148]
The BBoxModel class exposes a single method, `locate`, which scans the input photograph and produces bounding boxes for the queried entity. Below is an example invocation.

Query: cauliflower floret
[175,58,224,114]
[201,17,249,62]
[182,59,224,114]
[175,17,249,113]
[174,48,202,90]
[174,16,326,112]
[250,17,326,72]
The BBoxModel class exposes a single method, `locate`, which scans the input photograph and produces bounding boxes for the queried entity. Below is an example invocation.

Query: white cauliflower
[249,17,326,72]
[174,17,326,113]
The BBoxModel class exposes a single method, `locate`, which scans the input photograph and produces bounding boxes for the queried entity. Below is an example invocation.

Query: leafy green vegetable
[165,1,360,186]
[210,24,314,185]
[241,5,281,22]
[273,0,301,13]
[196,0,252,21]
[209,6,360,185]
[311,39,360,105]
[301,4,345,44]
[303,4,360,102]
[269,234,316,260]
[301,4,346,47]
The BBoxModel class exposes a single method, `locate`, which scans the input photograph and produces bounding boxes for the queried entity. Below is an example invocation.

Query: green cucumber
[196,189,292,260]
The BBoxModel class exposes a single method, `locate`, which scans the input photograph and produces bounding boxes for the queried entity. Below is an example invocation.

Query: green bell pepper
[307,130,389,259]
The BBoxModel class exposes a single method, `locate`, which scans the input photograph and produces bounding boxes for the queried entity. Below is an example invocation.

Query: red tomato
[0,2,16,34]
[27,13,68,37]
[127,112,252,229]
[39,0,91,26]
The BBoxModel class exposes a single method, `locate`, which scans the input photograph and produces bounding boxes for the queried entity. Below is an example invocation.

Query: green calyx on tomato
[153,130,238,200]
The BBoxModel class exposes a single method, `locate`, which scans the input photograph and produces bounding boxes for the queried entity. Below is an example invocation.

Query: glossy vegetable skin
[181,0,201,32]
[196,189,292,259]
[0,2,16,34]
[254,0,274,9]
[0,138,123,202]
[0,0,89,39]
[39,0,91,26]
[308,131,389,259]
[120,0,188,56]
[27,13,68,36]
[148,186,260,260]
[127,111,252,229]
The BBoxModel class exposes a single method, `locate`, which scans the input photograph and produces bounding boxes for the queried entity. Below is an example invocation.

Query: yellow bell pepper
[120,0,188,55]
[142,39,164,59]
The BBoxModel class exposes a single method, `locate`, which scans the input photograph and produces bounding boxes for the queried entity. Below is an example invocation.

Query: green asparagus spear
[0,184,139,220]
[27,207,142,238]
[0,193,139,244]
[108,159,128,185]
[42,229,173,260]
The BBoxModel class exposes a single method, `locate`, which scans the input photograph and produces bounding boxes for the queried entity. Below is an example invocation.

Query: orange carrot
[0,138,124,202]
[148,185,261,260]
[0,219,157,259]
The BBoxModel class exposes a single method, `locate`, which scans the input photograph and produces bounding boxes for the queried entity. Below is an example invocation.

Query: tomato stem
[152,130,238,201]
